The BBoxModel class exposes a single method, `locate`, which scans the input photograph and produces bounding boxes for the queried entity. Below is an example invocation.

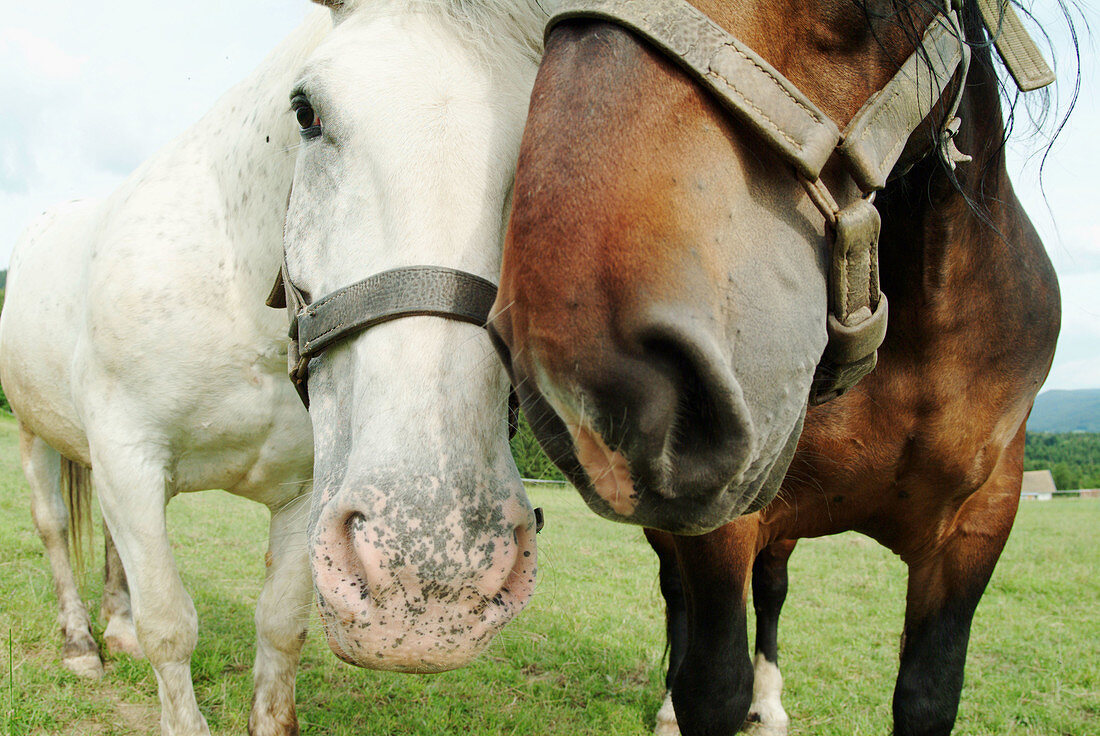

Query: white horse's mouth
[309,478,538,672]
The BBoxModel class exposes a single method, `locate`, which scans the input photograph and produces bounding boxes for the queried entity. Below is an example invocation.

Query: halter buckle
[810,198,888,405]
[939,116,973,171]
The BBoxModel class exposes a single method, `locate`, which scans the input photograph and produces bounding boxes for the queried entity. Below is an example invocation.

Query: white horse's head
[282,0,544,671]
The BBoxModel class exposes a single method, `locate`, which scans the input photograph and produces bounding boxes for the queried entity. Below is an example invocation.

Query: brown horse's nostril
[506,306,759,512]
[641,332,737,456]
[624,316,756,499]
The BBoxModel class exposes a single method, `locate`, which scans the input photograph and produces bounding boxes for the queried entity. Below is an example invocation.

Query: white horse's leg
[100,522,143,659]
[20,426,103,679]
[91,442,208,736]
[249,492,313,736]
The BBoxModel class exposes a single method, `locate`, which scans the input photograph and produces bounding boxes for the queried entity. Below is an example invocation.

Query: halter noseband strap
[546,0,1050,405]
[267,264,499,410]
[266,265,531,523]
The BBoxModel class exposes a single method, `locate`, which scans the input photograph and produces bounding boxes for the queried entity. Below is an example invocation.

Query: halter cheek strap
[546,0,1052,404]
[267,259,310,405]
[976,0,1055,91]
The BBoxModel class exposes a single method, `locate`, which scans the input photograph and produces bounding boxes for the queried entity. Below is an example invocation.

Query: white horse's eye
[291,94,322,139]
[295,105,316,128]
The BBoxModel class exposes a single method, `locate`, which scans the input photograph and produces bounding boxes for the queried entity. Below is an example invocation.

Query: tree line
[510,413,565,481]
[1024,432,1100,491]
[511,426,1100,490]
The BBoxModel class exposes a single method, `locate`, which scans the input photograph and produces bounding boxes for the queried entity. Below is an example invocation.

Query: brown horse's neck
[875,11,1058,360]
[856,10,1061,474]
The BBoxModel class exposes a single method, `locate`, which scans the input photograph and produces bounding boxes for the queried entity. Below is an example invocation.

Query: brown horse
[490,1,1063,734]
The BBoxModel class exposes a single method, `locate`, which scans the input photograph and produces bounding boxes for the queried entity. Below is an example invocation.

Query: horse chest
[156,357,312,499]
[170,420,312,503]
[766,354,1028,552]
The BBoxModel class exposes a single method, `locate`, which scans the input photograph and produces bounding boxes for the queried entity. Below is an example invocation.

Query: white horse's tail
[61,457,94,579]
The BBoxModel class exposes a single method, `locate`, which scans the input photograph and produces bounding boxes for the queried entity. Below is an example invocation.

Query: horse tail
[60,457,94,580]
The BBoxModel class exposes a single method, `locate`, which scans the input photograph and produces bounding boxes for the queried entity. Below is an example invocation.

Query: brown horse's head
[491,0,946,533]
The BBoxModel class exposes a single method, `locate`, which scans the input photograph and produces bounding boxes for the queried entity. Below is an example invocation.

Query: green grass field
[0,412,1097,735]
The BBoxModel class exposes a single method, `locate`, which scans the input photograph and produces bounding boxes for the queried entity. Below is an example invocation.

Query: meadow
[1,413,1097,735]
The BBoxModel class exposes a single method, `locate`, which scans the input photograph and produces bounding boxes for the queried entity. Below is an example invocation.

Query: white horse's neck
[191,9,332,291]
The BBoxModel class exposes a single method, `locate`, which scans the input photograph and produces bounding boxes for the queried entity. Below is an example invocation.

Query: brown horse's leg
[745,538,798,736]
[670,517,758,736]
[893,435,1024,736]
[100,522,143,659]
[645,528,689,736]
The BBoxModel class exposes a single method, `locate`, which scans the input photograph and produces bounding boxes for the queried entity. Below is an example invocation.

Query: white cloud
[0,27,86,80]
[0,0,309,262]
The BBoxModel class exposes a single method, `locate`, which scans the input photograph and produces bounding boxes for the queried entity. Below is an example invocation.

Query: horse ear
[311,0,342,7]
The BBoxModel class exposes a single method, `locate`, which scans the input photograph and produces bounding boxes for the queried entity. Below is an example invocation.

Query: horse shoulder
[26,145,292,474]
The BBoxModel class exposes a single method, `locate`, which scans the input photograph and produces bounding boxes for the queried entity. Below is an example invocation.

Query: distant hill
[1030,389,1100,433]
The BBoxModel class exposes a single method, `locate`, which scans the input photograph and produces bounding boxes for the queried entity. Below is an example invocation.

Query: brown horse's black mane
[863,0,1083,213]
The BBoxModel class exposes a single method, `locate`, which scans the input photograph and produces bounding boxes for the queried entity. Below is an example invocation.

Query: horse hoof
[248,721,300,736]
[105,633,144,660]
[104,617,145,659]
[743,717,789,736]
[63,652,105,679]
[654,721,682,736]
[654,692,681,736]
[248,710,300,736]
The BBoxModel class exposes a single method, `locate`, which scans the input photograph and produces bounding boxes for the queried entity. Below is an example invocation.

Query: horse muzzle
[491,307,772,534]
[308,469,538,671]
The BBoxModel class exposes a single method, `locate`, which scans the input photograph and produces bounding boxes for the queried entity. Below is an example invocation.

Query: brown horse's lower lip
[569,421,639,516]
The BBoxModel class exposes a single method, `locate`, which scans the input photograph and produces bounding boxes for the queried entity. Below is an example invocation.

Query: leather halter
[546,0,1053,404]
[267,263,499,409]
[266,263,532,521]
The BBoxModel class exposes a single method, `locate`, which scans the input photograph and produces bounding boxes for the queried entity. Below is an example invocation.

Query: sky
[1,1,1096,392]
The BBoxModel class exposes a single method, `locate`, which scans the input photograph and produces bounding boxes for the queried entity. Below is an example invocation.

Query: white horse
[0,0,545,733]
